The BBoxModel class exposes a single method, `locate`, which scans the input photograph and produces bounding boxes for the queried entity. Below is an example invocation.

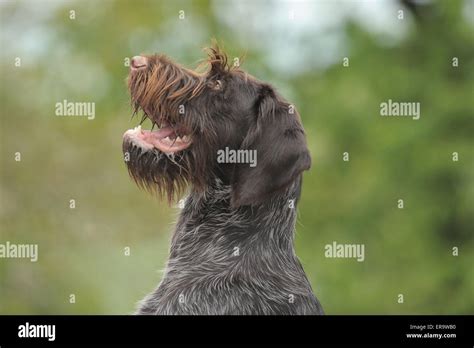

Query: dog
[122,44,324,315]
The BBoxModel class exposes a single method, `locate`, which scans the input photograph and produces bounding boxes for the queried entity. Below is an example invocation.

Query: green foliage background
[1,0,473,314]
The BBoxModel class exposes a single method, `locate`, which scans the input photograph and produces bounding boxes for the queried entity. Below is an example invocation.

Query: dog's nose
[131,56,148,70]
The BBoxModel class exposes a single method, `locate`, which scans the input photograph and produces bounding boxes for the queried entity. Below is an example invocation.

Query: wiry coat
[136,179,323,315]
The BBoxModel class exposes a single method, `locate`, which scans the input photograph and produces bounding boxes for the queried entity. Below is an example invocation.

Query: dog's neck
[169,178,302,262]
[141,177,322,315]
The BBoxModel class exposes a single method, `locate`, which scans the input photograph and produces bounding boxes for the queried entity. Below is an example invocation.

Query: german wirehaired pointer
[123,44,324,315]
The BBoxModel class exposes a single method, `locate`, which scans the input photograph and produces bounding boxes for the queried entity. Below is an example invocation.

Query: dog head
[123,44,311,207]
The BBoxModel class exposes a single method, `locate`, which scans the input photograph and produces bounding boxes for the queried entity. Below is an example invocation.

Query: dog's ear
[231,86,311,207]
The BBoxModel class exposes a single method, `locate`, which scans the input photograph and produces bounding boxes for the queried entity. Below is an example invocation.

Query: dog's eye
[210,79,223,91]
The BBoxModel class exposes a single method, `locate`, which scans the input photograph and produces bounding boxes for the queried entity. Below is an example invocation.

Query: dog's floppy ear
[231,86,311,207]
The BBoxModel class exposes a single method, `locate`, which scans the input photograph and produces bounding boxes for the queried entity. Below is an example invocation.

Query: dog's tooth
[181,135,189,143]
[176,136,182,143]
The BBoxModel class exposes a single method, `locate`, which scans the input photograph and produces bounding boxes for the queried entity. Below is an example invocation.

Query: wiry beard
[122,140,194,203]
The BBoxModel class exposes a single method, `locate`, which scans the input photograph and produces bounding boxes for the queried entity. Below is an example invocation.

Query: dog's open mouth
[123,124,192,154]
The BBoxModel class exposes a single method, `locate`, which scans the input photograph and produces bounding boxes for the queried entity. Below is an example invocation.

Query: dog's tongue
[139,126,192,153]
[124,125,192,153]
[140,126,175,142]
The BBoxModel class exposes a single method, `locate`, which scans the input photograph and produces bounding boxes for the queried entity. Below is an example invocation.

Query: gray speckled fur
[136,178,324,315]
